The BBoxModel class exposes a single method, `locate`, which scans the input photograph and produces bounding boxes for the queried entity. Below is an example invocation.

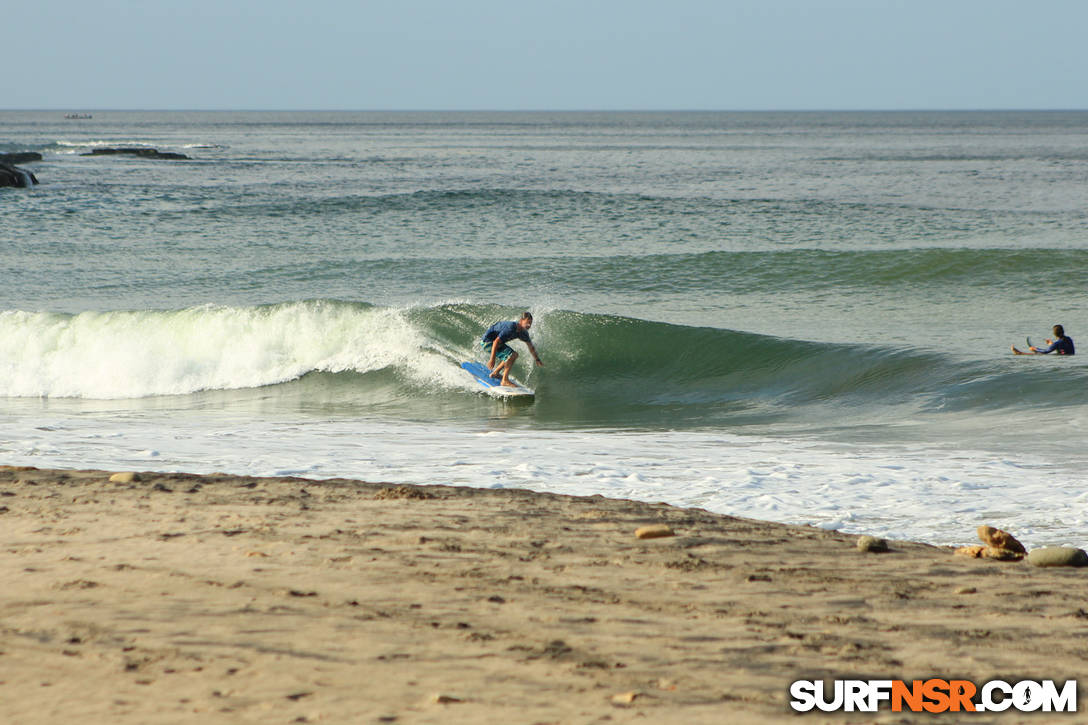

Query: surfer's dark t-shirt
[482,321,531,345]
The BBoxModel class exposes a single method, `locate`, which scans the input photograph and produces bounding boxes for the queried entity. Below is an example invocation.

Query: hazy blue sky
[8,0,1087,110]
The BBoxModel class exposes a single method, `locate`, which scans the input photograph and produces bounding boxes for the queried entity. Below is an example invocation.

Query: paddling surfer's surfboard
[460,361,534,397]
[1012,337,1037,355]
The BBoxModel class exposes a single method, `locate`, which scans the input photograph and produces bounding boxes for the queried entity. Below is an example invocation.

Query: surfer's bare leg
[492,351,519,386]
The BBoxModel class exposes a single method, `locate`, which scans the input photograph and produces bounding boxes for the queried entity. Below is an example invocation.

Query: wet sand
[1,465,1086,723]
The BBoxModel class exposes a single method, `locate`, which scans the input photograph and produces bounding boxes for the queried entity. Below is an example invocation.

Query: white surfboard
[460,361,535,397]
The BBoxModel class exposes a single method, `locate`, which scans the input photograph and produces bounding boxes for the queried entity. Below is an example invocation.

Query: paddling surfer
[1012,324,1075,355]
[481,312,543,387]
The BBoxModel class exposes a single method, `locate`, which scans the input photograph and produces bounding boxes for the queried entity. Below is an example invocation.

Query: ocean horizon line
[6,106,1088,114]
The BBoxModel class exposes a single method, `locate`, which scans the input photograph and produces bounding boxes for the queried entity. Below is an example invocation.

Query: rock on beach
[1026,547,1088,568]
[977,525,1026,554]
[955,525,1027,561]
[856,535,889,553]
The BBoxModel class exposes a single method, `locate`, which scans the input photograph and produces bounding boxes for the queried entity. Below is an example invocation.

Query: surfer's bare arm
[488,337,502,368]
[1015,339,1057,354]
[527,341,543,366]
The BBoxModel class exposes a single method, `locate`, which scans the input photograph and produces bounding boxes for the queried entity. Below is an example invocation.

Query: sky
[7,0,1088,111]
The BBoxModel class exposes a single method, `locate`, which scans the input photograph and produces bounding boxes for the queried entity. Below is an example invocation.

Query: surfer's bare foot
[501,379,516,387]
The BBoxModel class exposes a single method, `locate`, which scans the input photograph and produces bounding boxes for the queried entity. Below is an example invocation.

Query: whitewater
[3,110,1088,550]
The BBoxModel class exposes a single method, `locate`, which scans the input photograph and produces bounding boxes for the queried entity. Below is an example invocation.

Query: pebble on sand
[108,472,140,484]
[635,524,675,540]
[431,694,463,704]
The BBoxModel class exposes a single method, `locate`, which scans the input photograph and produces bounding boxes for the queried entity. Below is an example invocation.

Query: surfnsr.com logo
[789,679,1077,713]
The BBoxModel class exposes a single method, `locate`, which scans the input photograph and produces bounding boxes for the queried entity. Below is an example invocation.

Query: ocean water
[3,110,1088,548]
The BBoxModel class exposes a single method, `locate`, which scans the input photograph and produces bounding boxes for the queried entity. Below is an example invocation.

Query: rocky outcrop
[81,147,190,160]
[0,162,38,188]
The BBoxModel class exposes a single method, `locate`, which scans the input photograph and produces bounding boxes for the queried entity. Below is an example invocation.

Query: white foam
[1,410,1084,550]
[0,303,459,398]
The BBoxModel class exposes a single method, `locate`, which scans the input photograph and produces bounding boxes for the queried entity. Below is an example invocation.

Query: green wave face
[3,300,1086,431]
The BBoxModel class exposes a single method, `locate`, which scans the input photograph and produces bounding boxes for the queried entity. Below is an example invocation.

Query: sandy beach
[2,465,1086,724]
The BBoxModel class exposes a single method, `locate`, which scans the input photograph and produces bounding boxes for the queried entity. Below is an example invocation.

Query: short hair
[520,311,533,321]
[1054,324,1066,338]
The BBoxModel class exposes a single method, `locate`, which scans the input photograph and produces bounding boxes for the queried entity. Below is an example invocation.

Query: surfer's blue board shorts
[480,339,514,362]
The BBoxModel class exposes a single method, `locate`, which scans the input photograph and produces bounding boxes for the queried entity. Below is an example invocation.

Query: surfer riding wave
[480,312,543,387]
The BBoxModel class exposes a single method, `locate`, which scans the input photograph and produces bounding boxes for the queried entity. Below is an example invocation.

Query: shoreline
[2,465,1086,723]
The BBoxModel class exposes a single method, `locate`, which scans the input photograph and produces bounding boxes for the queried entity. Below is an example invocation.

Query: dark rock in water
[81,147,190,160]
[0,162,38,188]
[0,152,43,164]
